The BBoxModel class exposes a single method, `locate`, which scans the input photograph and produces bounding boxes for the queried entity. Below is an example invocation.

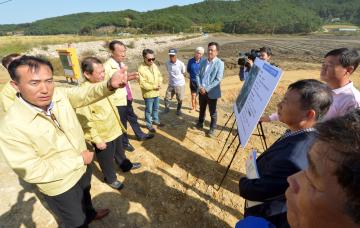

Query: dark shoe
[194,122,203,129]
[147,126,156,133]
[120,159,133,172]
[137,133,154,141]
[207,128,215,138]
[131,162,141,170]
[108,180,124,190]
[176,109,182,116]
[124,144,135,152]
[121,161,141,172]
[94,208,110,221]
[153,122,165,127]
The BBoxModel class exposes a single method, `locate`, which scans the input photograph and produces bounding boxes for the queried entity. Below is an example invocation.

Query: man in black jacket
[239,79,333,227]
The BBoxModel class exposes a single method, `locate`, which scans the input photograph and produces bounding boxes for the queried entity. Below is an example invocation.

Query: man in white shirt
[319,48,360,120]
[262,48,360,122]
[164,48,186,116]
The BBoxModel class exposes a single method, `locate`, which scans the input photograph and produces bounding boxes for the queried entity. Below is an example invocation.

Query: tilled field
[217,35,360,71]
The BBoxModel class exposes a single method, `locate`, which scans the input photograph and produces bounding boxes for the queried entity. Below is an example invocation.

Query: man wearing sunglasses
[138,49,164,133]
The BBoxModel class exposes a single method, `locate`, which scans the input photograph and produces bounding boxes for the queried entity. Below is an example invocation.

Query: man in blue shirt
[187,47,204,112]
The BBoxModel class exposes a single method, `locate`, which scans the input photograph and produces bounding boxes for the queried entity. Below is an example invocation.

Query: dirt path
[1,34,360,227]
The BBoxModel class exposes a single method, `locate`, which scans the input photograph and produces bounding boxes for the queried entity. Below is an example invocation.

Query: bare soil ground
[1,34,360,228]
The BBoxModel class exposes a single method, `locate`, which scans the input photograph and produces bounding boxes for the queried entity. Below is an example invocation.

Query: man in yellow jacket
[138,48,164,132]
[0,53,21,112]
[104,40,154,153]
[76,57,141,190]
[0,55,132,227]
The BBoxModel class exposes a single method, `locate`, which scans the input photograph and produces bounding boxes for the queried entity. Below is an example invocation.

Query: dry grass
[171,34,202,42]
[0,67,8,83]
[0,35,121,57]
[323,24,359,29]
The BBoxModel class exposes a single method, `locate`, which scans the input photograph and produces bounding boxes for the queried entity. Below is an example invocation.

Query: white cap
[195,47,204,54]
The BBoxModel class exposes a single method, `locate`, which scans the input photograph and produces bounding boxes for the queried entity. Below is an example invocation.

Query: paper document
[245,150,263,208]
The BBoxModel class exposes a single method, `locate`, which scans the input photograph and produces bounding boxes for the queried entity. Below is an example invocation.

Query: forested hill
[1,0,360,35]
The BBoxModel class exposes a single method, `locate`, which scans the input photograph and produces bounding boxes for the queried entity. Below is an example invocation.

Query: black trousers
[94,135,129,183]
[198,93,218,129]
[117,100,145,146]
[43,166,96,228]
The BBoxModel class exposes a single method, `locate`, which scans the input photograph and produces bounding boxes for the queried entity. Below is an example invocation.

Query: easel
[215,112,267,190]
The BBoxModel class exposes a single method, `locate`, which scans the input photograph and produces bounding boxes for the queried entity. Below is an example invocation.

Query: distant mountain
[1,0,359,35]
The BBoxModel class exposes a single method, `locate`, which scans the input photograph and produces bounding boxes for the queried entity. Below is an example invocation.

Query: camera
[237,49,260,66]
[238,49,260,81]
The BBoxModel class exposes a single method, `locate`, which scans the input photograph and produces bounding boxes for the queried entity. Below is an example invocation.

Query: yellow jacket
[0,80,17,112]
[76,81,126,145]
[0,81,113,196]
[138,63,163,98]
[104,58,127,106]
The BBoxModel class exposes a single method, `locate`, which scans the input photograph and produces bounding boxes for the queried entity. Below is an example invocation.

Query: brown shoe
[94,208,110,221]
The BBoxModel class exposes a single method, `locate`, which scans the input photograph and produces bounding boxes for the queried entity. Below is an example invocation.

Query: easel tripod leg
[217,112,234,137]
[218,131,238,163]
[217,142,241,190]
[259,122,268,149]
[217,119,236,162]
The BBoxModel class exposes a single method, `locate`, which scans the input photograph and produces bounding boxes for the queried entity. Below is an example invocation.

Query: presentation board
[233,58,283,148]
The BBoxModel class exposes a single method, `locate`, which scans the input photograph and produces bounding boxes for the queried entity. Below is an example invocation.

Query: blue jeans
[144,96,160,128]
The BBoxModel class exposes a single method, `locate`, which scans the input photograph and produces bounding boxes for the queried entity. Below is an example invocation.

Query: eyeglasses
[146,58,155,62]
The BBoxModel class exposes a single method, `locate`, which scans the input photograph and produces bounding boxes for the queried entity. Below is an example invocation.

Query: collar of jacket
[207,56,218,63]
[14,89,62,123]
[108,57,121,69]
[80,79,91,87]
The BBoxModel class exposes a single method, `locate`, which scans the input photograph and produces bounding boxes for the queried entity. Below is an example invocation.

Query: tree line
[0,0,359,35]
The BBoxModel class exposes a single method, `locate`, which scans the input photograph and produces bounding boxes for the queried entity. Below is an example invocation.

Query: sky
[0,0,202,24]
